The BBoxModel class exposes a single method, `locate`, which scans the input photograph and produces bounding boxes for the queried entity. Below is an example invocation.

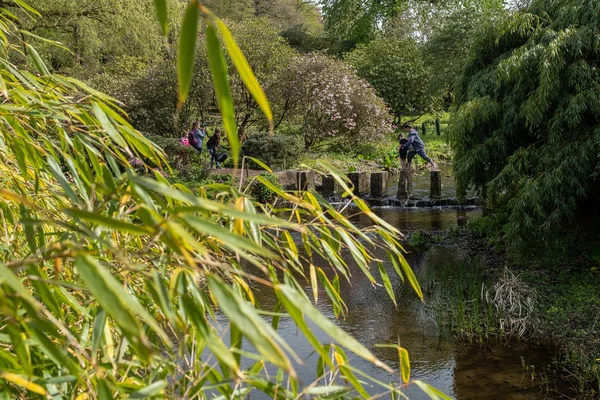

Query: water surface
[210,206,552,399]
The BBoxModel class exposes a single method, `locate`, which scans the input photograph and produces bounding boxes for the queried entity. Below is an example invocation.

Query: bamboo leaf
[309,264,318,304]
[26,44,49,75]
[128,380,167,399]
[207,275,295,375]
[275,284,392,373]
[177,0,199,104]
[29,323,81,376]
[91,309,106,363]
[0,372,46,396]
[13,0,41,17]
[398,347,410,384]
[305,386,350,395]
[244,156,272,173]
[398,254,423,300]
[214,18,274,131]
[153,0,169,37]
[47,156,79,204]
[75,257,141,338]
[414,380,452,400]
[378,262,397,307]
[65,209,154,236]
[75,255,172,349]
[0,262,37,307]
[334,347,370,398]
[205,23,239,168]
[92,103,128,149]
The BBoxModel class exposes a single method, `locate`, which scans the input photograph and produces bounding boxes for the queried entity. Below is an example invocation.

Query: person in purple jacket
[400,123,437,170]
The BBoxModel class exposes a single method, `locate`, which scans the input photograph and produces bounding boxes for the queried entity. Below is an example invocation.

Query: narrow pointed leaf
[205,23,239,167]
[414,380,452,400]
[128,380,167,399]
[214,18,273,131]
[207,275,295,375]
[153,0,169,37]
[26,44,49,75]
[0,372,46,395]
[275,284,393,373]
[177,0,199,104]
[398,347,410,384]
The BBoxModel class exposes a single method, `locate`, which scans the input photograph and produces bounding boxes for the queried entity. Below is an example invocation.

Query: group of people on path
[186,120,435,172]
[397,122,437,171]
[188,122,224,169]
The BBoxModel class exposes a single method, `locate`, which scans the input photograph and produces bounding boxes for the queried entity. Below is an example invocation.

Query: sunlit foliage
[0,1,445,398]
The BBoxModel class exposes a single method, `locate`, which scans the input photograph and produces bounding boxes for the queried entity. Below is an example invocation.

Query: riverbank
[405,223,600,399]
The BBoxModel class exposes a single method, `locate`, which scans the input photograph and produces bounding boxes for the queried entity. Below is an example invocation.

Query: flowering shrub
[279,53,393,150]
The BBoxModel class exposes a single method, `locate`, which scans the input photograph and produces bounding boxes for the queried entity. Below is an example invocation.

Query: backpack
[188,129,198,146]
[216,152,228,163]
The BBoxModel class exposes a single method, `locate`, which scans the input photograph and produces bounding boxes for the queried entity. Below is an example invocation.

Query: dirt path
[209,168,265,179]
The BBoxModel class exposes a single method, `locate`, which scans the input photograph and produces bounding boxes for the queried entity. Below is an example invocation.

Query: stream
[208,170,556,399]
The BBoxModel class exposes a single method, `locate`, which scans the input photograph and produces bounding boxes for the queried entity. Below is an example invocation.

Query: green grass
[290,113,454,173]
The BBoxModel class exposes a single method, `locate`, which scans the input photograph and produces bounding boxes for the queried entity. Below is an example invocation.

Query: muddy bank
[403,227,599,399]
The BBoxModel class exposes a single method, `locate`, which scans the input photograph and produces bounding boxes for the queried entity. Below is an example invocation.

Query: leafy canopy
[451,0,600,250]
[346,36,431,119]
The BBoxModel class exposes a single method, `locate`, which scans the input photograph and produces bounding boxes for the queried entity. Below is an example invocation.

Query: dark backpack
[188,129,198,146]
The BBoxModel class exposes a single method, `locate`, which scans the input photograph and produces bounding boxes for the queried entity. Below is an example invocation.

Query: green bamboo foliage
[0,2,441,399]
[451,0,600,251]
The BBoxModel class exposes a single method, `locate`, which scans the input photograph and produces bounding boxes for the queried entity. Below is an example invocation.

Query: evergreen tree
[451,0,600,251]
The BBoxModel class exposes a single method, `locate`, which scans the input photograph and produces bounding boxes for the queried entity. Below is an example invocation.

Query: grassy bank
[415,220,600,398]
[293,123,453,173]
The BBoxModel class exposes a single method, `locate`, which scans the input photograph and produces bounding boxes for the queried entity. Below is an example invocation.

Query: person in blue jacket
[187,121,206,155]
[400,123,437,170]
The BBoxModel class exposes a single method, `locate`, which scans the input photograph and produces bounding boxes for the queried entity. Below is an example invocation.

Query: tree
[321,0,401,47]
[126,19,297,138]
[202,0,324,33]
[421,0,506,107]
[451,0,600,251]
[226,19,298,138]
[279,53,393,149]
[345,36,432,120]
[12,0,168,73]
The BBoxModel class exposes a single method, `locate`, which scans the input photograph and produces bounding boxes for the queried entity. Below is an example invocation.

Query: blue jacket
[190,128,206,147]
[402,129,424,152]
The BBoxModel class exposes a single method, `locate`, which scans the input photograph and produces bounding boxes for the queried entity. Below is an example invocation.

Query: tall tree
[421,0,506,106]
[13,0,168,73]
[321,0,401,47]
[345,36,432,120]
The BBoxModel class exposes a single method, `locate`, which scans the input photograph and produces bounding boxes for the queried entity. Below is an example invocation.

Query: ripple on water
[202,207,555,399]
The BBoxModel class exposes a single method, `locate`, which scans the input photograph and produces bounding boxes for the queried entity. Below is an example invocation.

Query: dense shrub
[345,36,432,119]
[146,135,209,182]
[242,132,304,169]
[248,172,282,203]
[125,20,296,138]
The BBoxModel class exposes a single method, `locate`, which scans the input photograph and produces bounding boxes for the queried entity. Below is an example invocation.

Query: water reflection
[350,207,482,232]
[208,207,551,399]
